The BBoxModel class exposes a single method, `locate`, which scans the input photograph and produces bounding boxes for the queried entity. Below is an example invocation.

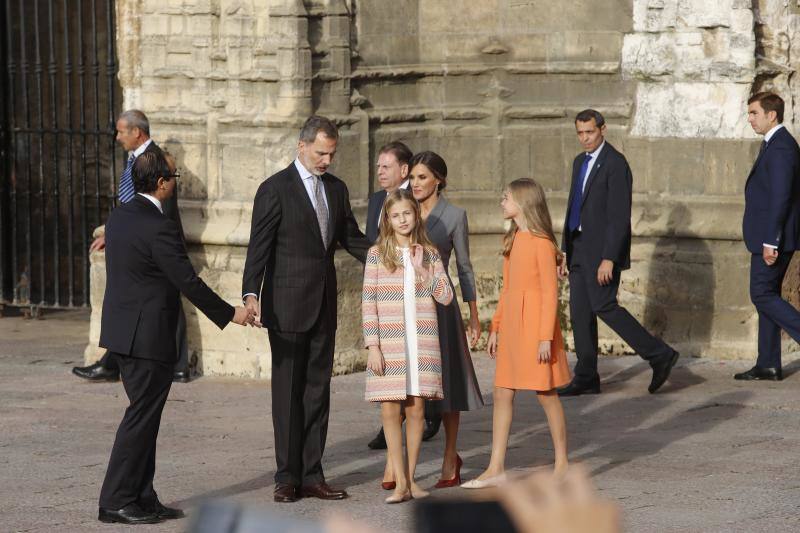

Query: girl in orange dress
[462,178,571,488]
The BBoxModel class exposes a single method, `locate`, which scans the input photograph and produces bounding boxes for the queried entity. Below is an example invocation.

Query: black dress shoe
[300,482,349,500]
[98,503,161,524]
[274,483,298,503]
[173,370,191,383]
[734,366,783,381]
[557,377,601,396]
[73,362,119,382]
[422,414,442,441]
[141,500,185,519]
[368,427,387,450]
[649,351,680,393]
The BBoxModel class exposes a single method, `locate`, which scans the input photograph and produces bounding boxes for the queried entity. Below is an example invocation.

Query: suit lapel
[288,164,325,246]
[425,195,448,236]
[580,143,610,207]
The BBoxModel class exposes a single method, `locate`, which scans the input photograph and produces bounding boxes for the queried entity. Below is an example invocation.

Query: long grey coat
[425,195,484,412]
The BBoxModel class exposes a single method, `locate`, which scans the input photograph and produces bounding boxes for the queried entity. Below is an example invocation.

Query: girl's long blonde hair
[502,178,563,265]
[377,189,436,272]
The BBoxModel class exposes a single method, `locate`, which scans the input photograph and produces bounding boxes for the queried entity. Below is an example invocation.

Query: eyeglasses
[165,172,181,180]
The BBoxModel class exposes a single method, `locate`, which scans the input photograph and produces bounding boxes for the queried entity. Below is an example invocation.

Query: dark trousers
[751,251,800,368]
[101,304,189,373]
[267,311,335,486]
[569,235,673,383]
[99,354,173,509]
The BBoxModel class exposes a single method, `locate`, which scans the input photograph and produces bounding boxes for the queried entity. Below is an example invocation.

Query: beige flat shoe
[385,490,412,504]
[461,473,507,489]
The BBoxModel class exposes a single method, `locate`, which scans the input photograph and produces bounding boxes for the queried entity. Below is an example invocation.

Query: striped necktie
[313,175,330,247]
[118,153,136,203]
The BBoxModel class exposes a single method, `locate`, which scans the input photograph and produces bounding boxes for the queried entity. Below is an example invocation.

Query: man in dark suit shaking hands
[97,151,254,524]
[558,109,679,396]
[736,92,800,381]
[242,116,370,503]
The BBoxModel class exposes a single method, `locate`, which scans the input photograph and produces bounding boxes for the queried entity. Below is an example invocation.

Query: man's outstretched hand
[232,305,257,327]
[243,295,263,327]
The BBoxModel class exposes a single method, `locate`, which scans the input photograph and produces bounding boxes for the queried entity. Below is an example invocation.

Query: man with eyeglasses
[72,109,193,383]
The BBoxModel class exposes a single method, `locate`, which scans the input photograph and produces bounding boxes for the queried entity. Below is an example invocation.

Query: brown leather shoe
[273,483,298,503]
[299,482,348,500]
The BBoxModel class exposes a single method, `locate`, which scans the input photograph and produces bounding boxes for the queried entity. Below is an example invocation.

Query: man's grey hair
[118,109,150,136]
[298,115,338,144]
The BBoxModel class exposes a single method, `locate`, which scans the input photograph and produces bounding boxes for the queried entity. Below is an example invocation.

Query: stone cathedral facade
[86,0,800,378]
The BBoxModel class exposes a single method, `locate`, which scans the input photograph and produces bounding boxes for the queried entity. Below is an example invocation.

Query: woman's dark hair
[133,151,172,194]
[408,150,448,191]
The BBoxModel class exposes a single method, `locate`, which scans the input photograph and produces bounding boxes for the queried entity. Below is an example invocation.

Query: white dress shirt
[137,192,163,214]
[764,124,784,144]
[133,138,153,159]
[294,158,329,212]
[581,141,606,193]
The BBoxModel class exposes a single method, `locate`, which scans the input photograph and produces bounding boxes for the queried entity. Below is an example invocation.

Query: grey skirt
[427,294,484,413]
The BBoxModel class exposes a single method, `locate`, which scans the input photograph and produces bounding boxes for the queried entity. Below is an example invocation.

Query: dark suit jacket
[141,141,184,239]
[561,142,632,270]
[99,195,234,362]
[743,126,800,254]
[366,190,387,244]
[242,163,370,333]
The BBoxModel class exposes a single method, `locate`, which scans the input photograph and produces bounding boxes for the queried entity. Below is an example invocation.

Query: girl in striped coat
[363,189,452,503]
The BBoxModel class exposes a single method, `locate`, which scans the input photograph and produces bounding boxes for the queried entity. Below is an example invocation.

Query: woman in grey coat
[409,151,484,487]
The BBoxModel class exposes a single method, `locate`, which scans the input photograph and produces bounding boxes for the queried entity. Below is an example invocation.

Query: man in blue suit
[738,92,800,381]
[365,141,412,243]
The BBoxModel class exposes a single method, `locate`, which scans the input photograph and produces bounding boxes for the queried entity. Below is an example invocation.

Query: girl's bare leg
[537,389,568,476]
[404,396,428,498]
[381,401,408,498]
[475,386,515,479]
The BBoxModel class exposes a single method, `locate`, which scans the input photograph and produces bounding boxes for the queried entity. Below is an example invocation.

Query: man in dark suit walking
[557,109,679,396]
[736,92,800,381]
[73,109,192,383]
[97,151,253,524]
[242,116,370,503]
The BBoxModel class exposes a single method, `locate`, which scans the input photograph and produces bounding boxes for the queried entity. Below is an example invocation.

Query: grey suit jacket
[425,195,477,302]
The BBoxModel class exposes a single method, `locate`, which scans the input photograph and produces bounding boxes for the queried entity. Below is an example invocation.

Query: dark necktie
[567,153,593,232]
[312,176,330,247]
[118,153,136,203]
[758,140,767,157]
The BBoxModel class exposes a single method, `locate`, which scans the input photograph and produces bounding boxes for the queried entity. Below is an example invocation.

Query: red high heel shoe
[434,454,463,488]
[381,481,396,490]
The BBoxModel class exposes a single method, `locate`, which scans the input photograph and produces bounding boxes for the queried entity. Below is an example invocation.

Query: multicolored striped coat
[362,245,453,402]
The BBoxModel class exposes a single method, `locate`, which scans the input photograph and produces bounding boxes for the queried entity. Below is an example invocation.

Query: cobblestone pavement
[2,309,800,532]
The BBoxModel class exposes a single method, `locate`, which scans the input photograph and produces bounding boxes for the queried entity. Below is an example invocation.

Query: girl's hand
[487,331,498,359]
[538,340,552,364]
[467,312,481,348]
[367,346,385,376]
[410,244,433,284]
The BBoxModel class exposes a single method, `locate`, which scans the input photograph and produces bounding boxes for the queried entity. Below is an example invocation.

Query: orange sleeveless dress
[490,231,571,391]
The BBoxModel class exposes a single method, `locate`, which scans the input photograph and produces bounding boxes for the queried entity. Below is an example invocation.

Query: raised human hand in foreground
[498,465,620,533]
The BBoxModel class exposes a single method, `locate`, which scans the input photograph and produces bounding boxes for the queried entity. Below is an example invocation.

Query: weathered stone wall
[86,0,800,378]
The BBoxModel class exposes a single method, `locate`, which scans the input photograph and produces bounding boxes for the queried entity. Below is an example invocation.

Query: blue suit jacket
[743,126,800,253]
[365,190,386,244]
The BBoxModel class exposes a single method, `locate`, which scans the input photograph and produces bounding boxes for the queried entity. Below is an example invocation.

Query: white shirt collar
[764,124,784,143]
[587,140,605,159]
[294,158,317,181]
[137,192,163,214]
[399,179,410,190]
[133,138,153,158]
